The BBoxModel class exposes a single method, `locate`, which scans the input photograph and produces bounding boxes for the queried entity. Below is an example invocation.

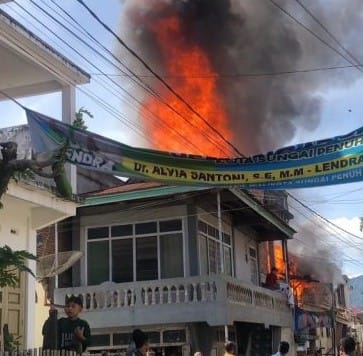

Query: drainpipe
[217,191,224,274]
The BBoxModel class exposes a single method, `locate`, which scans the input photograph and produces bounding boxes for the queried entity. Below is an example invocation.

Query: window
[249,246,259,286]
[198,220,232,276]
[136,236,158,281]
[86,219,183,284]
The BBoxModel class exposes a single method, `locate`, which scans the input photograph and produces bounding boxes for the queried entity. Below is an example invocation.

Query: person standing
[272,341,289,356]
[126,329,150,356]
[224,341,236,356]
[265,267,279,289]
[339,336,356,355]
[57,295,91,353]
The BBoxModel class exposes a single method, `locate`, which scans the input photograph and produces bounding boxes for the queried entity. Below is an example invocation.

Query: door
[0,271,24,351]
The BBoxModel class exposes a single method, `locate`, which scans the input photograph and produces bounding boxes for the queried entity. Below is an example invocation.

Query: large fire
[140,15,233,157]
[272,244,331,308]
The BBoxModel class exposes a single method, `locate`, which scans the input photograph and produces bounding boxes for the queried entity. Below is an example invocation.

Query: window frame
[197,219,233,276]
[85,218,185,285]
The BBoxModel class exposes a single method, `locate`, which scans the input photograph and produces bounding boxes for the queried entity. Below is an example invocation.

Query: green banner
[27,109,363,189]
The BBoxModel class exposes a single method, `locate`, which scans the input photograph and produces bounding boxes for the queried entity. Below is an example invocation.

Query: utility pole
[329,283,337,356]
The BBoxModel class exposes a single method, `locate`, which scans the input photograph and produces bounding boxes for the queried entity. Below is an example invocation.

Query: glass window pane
[224,246,232,276]
[222,232,231,245]
[113,333,132,346]
[146,331,160,344]
[135,222,157,235]
[111,224,132,237]
[88,227,109,240]
[199,235,208,275]
[160,219,182,232]
[198,220,207,233]
[88,241,109,285]
[208,239,220,273]
[208,225,218,238]
[91,334,110,347]
[163,330,186,343]
[112,239,133,282]
[136,237,158,281]
[160,233,183,278]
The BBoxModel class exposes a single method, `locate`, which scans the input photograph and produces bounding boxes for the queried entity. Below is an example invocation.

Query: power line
[75,0,243,157]
[13,0,207,155]
[28,0,230,156]
[89,63,363,78]
[295,0,362,68]
[267,0,363,73]
[289,193,363,242]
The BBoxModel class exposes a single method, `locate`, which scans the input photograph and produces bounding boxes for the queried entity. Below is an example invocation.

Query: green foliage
[73,107,93,130]
[0,245,37,288]
[12,168,34,183]
[4,330,21,352]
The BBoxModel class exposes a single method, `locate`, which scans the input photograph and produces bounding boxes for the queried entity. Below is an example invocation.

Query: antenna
[36,251,83,280]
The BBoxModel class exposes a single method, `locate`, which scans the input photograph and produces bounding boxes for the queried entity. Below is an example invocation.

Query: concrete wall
[233,226,258,285]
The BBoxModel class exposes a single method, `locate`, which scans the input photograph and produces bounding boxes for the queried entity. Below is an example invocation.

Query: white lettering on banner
[66,149,114,169]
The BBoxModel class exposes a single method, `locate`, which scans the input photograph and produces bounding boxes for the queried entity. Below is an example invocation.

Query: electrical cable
[89,63,363,79]
[11,1,205,155]
[267,0,363,73]
[21,0,229,156]
[74,0,243,157]
[295,0,362,68]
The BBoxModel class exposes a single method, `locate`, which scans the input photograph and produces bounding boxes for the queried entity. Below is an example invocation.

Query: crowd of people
[41,294,358,355]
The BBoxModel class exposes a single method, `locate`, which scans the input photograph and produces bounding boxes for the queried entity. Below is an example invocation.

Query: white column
[24,218,37,349]
[217,191,225,274]
[61,85,77,193]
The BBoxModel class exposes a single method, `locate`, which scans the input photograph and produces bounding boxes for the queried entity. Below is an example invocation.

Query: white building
[0,4,89,349]
[54,183,295,356]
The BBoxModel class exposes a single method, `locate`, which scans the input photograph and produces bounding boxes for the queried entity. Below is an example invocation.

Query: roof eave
[0,9,90,86]
[229,187,296,239]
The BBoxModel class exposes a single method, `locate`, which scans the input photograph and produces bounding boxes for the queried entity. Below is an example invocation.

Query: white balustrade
[55,275,289,315]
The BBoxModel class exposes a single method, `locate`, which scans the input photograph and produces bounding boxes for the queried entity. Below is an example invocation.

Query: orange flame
[273,242,286,280]
[140,15,233,157]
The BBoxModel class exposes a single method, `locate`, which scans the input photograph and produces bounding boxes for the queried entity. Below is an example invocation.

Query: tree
[0,107,93,208]
[73,107,93,130]
[0,245,36,288]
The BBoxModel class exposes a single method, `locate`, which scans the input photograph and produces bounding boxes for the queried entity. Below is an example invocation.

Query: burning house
[51,183,295,356]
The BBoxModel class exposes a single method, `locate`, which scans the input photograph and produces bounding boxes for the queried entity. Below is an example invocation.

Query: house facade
[0,4,90,349]
[54,183,295,356]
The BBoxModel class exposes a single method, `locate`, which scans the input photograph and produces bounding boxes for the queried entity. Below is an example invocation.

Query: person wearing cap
[58,295,91,353]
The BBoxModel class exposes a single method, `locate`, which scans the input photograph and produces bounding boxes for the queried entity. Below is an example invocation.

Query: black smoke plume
[117,0,362,155]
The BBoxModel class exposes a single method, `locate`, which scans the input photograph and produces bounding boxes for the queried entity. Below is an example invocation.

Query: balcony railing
[55,275,290,316]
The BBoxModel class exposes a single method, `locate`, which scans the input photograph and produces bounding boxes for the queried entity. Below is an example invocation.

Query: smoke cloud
[117,0,363,155]
[288,214,344,285]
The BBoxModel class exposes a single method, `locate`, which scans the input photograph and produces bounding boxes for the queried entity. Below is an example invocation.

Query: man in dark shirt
[58,295,91,353]
[42,295,91,353]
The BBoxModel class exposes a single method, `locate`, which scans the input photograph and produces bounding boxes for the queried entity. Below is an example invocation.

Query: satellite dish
[36,251,83,280]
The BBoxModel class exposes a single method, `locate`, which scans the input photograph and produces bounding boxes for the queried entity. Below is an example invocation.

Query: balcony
[54,275,292,329]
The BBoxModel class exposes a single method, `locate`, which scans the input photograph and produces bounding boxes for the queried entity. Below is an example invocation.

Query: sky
[1,0,363,277]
